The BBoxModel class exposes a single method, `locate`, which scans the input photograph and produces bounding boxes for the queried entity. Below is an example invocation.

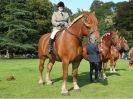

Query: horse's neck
[102,37,111,47]
[68,19,83,37]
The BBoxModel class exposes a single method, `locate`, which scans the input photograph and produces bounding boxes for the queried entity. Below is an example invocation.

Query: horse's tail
[38,33,51,59]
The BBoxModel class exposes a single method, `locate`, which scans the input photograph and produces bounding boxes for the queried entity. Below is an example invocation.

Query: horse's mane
[101,32,111,40]
[68,14,83,28]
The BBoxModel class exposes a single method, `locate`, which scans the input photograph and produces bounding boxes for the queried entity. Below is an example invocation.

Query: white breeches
[50,29,60,39]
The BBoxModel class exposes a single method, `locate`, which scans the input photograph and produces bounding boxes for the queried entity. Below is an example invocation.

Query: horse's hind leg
[129,60,132,69]
[110,60,113,73]
[46,60,55,85]
[38,57,46,84]
[72,61,81,91]
[113,61,117,72]
[131,62,133,70]
[103,62,107,79]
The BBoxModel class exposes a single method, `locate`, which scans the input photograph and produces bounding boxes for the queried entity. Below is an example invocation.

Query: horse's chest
[102,50,111,60]
[70,47,82,60]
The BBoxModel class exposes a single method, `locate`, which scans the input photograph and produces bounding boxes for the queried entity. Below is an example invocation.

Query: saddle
[48,29,65,60]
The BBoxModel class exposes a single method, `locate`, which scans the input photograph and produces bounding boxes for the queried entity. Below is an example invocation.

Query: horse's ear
[116,30,118,33]
[91,11,95,15]
[82,9,87,16]
[123,37,126,41]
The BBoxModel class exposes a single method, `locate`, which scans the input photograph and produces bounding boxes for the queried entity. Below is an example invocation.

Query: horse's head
[67,11,99,41]
[110,31,120,48]
[81,11,100,39]
[101,31,120,48]
[118,37,129,51]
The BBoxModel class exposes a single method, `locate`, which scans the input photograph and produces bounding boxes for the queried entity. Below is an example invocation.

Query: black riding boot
[48,38,54,54]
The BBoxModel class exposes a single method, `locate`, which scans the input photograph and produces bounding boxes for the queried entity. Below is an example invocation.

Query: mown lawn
[0,59,133,98]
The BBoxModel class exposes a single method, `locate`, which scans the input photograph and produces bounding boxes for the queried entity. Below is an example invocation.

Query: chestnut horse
[98,32,120,79]
[128,47,133,69]
[38,11,99,95]
[109,37,129,73]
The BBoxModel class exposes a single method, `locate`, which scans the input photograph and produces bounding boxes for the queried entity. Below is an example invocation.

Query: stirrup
[48,48,53,54]
[48,45,54,54]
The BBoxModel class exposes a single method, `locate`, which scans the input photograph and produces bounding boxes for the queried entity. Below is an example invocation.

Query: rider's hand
[60,22,65,27]
[100,48,103,52]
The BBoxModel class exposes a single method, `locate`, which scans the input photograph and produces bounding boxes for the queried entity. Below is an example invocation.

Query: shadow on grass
[53,71,108,91]
[106,68,127,72]
[106,72,121,77]
[105,68,121,77]
[116,68,127,71]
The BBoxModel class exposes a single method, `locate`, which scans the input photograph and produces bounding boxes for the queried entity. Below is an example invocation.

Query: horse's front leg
[46,60,55,85]
[103,62,108,79]
[61,59,69,96]
[72,60,81,91]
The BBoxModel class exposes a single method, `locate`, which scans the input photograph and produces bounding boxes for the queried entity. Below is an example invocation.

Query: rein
[65,29,83,42]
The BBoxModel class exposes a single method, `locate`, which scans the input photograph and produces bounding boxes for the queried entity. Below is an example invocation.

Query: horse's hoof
[46,80,53,85]
[38,80,45,85]
[103,76,107,80]
[61,92,69,96]
[74,89,80,92]
[61,90,69,96]
[113,71,116,73]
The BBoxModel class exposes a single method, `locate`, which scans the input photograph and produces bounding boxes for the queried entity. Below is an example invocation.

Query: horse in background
[98,31,120,79]
[38,11,99,96]
[128,47,133,69]
[109,37,129,73]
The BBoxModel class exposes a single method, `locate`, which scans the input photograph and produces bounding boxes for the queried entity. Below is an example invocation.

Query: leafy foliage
[114,1,133,47]
[0,0,54,57]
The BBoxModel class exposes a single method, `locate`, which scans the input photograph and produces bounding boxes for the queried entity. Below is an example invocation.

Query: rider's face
[58,7,64,12]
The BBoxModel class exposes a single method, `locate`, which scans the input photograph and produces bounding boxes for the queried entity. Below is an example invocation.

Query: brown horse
[128,47,133,69]
[98,32,120,79]
[109,37,129,73]
[38,11,99,95]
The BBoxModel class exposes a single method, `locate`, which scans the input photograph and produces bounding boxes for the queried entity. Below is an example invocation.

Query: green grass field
[0,59,133,98]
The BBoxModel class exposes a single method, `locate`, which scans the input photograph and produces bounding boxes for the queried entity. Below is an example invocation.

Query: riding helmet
[57,1,65,7]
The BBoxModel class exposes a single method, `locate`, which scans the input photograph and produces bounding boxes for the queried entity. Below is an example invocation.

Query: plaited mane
[101,33,110,39]
[68,14,83,28]
[101,32,111,42]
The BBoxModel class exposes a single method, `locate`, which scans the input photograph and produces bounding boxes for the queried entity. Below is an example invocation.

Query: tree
[0,0,54,58]
[114,1,133,47]
[90,0,116,34]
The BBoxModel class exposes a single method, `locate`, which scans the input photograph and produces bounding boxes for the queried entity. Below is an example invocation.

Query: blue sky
[50,0,129,13]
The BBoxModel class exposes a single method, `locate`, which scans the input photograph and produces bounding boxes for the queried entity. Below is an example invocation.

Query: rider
[48,1,71,53]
